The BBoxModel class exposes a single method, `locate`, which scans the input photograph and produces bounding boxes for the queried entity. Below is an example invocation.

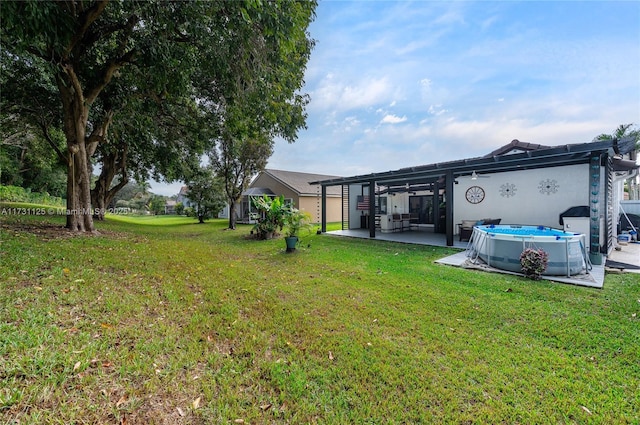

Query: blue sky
[152,0,640,195]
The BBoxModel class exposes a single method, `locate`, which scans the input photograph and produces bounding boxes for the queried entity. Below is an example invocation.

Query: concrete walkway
[606,241,640,274]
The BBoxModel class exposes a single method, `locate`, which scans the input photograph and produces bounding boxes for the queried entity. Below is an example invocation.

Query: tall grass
[1,203,638,424]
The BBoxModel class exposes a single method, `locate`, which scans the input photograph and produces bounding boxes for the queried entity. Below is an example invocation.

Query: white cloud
[310,74,394,112]
[381,114,408,124]
[342,116,360,131]
[433,115,610,158]
[428,105,447,116]
[140,0,640,198]
[395,35,441,55]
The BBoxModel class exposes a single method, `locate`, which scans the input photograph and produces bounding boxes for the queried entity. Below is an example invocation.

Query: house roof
[483,139,552,157]
[258,169,343,196]
[243,187,276,196]
[311,137,638,187]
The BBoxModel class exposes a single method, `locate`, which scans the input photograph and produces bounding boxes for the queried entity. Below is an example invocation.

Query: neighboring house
[176,186,192,208]
[218,169,343,224]
[312,138,639,255]
[165,199,177,215]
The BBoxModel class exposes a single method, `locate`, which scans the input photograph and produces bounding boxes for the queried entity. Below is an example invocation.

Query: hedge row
[0,185,65,206]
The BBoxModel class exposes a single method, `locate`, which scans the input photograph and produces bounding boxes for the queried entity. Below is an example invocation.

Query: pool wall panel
[471,226,587,276]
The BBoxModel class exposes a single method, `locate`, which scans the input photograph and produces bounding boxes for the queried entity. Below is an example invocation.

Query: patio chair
[458,218,501,241]
[458,220,478,242]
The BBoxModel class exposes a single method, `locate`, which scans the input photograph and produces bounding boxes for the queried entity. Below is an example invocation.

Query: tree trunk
[91,148,128,220]
[91,186,107,221]
[91,162,110,221]
[57,66,91,231]
[228,199,237,229]
[66,141,95,232]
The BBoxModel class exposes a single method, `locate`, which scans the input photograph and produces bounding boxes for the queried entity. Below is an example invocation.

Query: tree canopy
[1,0,317,231]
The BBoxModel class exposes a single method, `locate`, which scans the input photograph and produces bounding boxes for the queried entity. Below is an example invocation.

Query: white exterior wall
[454,164,589,229]
[387,192,409,214]
[379,192,407,232]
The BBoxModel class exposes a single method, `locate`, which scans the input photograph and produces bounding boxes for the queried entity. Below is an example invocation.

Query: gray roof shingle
[262,169,343,196]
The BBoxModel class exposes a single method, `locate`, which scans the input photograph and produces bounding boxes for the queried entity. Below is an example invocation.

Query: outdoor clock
[465,186,485,204]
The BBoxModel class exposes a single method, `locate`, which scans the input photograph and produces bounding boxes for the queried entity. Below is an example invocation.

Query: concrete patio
[325,228,469,249]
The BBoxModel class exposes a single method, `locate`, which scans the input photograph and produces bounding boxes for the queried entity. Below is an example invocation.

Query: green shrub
[0,185,64,206]
[0,185,23,201]
[184,207,195,217]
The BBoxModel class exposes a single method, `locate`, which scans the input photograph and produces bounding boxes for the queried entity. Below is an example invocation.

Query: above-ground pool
[468,225,590,276]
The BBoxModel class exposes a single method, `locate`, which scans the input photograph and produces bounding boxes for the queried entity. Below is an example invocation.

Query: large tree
[212,121,273,230]
[1,0,317,232]
[206,1,317,229]
[88,79,205,220]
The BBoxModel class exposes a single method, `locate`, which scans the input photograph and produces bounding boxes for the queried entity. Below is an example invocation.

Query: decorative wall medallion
[499,183,517,198]
[538,179,559,195]
[465,186,485,204]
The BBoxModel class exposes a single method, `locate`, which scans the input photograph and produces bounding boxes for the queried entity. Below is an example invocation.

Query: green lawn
[1,203,639,424]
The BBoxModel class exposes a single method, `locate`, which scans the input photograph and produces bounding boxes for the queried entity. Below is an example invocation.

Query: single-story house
[312,137,639,257]
[218,169,343,224]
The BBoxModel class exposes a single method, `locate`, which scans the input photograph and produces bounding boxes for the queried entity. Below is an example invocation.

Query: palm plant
[595,124,640,199]
[284,208,313,238]
[251,194,288,239]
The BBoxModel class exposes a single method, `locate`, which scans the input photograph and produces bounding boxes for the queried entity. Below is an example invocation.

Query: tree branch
[86,109,114,157]
[38,121,68,164]
[65,0,110,56]
[84,14,139,105]
[84,49,137,105]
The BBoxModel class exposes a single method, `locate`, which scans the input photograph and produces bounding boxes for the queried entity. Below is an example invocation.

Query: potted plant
[283,208,313,252]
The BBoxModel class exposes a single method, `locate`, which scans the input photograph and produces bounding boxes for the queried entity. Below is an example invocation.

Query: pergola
[311,137,638,247]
